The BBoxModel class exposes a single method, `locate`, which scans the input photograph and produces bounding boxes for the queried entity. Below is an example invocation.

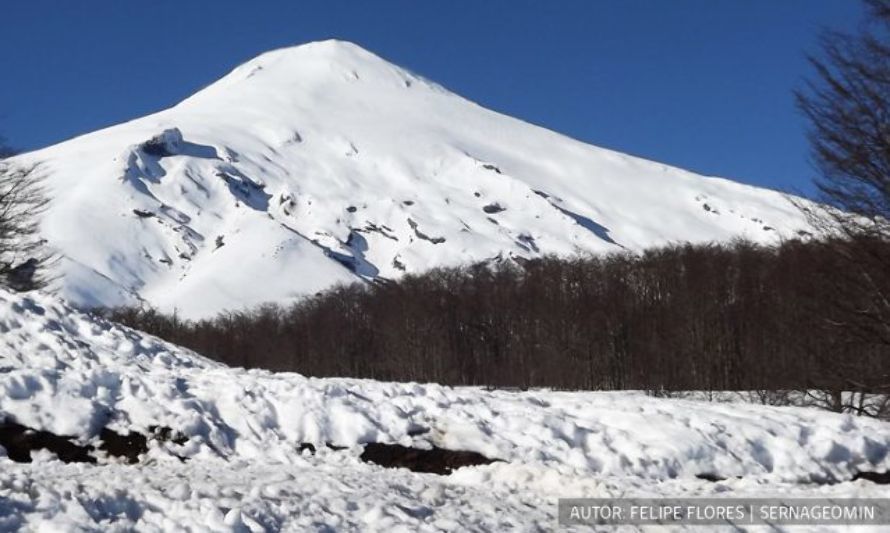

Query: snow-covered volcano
[14,40,809,318]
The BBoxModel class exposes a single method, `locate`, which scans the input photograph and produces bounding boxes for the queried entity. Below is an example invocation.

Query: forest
[106,236,890,412]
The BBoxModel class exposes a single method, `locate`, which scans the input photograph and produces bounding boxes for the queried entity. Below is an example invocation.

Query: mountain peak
[291,38,371,54]
[181,39,421,107]
[246,39,382,69]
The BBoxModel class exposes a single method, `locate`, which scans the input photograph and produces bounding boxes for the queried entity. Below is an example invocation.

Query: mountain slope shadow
[124,129,221,193]
[532,189,619,246]
[551,201,620,246]
[216,167,271,211]
[325,231,380,278]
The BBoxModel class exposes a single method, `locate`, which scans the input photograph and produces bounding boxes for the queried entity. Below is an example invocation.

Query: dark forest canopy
[106,238,890,415]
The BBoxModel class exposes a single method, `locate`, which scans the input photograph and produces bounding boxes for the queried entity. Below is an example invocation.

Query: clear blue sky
[0,1,866,196]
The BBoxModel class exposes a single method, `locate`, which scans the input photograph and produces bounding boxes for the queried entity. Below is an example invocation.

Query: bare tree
[796,0,890,234]
[794,0,890,398]
[0,138,52,291]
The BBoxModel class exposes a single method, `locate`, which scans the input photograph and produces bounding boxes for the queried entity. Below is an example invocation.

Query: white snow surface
[12,40,812,318]
[2,288,890,531]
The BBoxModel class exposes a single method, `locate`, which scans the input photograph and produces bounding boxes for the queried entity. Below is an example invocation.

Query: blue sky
[0,1,865,196]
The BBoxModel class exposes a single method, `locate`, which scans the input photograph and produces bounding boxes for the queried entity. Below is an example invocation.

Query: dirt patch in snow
[0,421,185,464]
[853,471,890,484]
[482,203,506,214]
[0,421,96,463]
[359,442,497,475]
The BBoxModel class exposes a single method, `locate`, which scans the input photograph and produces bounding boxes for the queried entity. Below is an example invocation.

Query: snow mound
[13,40,814,318]
[2,287,889,485]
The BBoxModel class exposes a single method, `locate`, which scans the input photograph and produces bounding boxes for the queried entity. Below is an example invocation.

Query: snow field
[1,288,890,530]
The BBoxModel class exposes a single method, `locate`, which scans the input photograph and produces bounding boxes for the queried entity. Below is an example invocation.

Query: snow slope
[2,288,890,530]
[12,40,811,318]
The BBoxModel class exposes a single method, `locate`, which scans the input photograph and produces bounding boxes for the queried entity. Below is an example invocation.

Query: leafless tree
[797,0,890,234]
[794,0,890,401]
[0,138,52,291]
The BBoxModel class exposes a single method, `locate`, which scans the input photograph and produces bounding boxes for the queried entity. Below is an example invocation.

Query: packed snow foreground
[2,288,890,531]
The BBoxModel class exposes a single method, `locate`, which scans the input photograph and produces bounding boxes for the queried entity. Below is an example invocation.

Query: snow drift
[12,40,812,318]
[2,287,890,530]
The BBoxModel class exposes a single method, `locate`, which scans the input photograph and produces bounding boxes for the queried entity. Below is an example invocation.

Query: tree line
[105,237,890,411]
